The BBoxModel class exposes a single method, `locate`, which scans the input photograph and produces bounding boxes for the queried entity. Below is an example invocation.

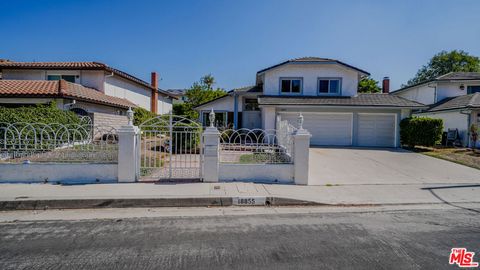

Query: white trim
[278,111,353,115]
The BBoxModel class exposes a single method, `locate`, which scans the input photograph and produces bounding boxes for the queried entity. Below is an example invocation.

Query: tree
[358,77,381,93]
[201,74,215,90]
[173,75,226,120]
[405,50,480,86]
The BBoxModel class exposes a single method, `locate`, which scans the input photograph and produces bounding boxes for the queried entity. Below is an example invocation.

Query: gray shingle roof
[392,72,480,94]
[427,93,480,112]
[258,94,426,108]
[228,85,262,94]
[256,57,370,76]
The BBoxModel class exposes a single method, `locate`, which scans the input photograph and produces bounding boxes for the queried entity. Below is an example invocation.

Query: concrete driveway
[309,147,480,185]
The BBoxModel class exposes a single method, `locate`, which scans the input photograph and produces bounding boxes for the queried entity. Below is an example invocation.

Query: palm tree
[201,74,215,90]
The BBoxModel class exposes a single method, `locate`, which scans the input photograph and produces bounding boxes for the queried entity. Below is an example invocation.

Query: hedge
[0,102,81,125]
[399,117,443,147]
[133,107,157,126]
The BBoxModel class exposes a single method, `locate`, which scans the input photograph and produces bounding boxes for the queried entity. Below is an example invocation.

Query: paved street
[1,205,479,269]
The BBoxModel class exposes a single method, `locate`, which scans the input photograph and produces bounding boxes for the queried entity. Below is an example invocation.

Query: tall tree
[173,75,225,120]
[201,74,215,90]
[406,50,480,86]
[358,77,381,93]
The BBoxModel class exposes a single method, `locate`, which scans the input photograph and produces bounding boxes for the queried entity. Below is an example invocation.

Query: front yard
[413,147,480,170]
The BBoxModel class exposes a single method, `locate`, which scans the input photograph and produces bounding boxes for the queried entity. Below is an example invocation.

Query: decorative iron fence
[219,127,294,164]
[0,118,118,163]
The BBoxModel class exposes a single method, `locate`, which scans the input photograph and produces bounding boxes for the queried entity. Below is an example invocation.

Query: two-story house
[0,60,176,127]
[195,57,425,147]
[391,72,480,147]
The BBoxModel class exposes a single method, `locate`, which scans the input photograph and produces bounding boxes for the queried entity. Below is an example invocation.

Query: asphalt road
[0,207,479,270]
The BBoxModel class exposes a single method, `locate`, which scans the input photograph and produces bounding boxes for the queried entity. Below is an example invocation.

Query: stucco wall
[2,69,46,80]
[104,75,152,111]
[158,95,173,114]
[195,95,235,111]
[80,70,105,91]
[395,84,435,105]
[0,163,117,183]
[219,164,294,183]
[417,110,469,146]
[262,64,359,96]
[436,82,467,102]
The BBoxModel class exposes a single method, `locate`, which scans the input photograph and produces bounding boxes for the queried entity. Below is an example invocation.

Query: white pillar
[117,107,139,183]
[292,114,312,185]
[202,109,220,182]
[203,126,220,182]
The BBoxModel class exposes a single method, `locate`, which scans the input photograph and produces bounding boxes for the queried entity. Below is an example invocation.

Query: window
[318,78,341,94]
[467,85,480,94]
[244,99,259,111]
[47,75,76,83]
[280,78,302,94]
[202,111,227,127]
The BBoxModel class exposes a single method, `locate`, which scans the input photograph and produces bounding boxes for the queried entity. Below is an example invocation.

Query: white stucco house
[0,60,176,127]
[391,72,480,147]
[195,57,425,148]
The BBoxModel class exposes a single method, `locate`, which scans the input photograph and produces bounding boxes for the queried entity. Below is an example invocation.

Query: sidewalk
[0,181,479,210]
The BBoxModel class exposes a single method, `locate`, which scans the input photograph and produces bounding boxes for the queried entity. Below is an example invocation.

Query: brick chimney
[382,77,390,93]
[150,72,158,114]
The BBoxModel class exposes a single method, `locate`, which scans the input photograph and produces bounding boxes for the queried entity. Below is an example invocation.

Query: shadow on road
[421,184,480,214]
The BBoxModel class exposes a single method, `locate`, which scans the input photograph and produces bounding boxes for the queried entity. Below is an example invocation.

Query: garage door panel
[280,113,352,146]
[358,114,395,147]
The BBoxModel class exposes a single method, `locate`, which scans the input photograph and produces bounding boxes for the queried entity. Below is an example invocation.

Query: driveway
[308,147,480,185]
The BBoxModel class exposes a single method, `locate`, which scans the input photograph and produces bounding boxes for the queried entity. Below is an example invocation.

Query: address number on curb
[233,197,267,206]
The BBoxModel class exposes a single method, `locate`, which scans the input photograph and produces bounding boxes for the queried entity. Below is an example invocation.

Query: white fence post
[118,108,139,183]
[202,110,220,182]
[293,114,312,185]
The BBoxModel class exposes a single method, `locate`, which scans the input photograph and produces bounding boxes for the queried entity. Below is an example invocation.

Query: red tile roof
[0,61,177,99]
[0,79,136,109]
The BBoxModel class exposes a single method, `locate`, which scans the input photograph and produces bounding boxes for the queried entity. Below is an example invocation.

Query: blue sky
[1,0,480,91]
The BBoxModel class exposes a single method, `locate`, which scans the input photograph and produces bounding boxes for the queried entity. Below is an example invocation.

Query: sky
[1,0,480,91]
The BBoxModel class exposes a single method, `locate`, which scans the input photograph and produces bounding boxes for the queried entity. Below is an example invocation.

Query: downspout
[233,91,238,129]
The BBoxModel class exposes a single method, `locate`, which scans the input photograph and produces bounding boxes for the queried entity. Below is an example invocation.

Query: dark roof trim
[256,58,370,76]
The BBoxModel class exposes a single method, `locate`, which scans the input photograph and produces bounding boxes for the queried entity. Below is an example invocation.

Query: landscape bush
[400,117,443,147]
[0,102,81,125]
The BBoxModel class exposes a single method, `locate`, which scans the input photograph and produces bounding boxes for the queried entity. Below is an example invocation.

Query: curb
[0,197,321,211]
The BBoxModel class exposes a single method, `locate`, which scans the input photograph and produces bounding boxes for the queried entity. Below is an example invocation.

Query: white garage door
[280,113,352,146]
[358,114,396,147]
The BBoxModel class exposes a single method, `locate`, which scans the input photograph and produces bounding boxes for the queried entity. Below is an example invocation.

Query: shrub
[133,107,157,126]
[400,117,443,147]
[0,102,81,125]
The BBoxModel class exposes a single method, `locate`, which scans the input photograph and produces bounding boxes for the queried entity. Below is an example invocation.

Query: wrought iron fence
[219,128,294,164]
[0,118,118,163]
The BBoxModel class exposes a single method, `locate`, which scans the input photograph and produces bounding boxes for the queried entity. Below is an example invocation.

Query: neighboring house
[391,72,480,147]
[166,89,188,104]
[195,57,425,147]
[0,61,176,119]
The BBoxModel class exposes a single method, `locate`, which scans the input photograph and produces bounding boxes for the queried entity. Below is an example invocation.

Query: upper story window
[47,75,76,83]
[318,78,341,95]
[280,78,302,94]
[467,85,480,94]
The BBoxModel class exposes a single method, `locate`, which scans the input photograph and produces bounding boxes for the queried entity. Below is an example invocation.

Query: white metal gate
[138,115,203,181]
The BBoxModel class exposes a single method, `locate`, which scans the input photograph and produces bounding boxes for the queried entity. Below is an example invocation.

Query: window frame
[47,74,76,83]
[279,77,303,95]
[317,77,342,95]
[467,85,480,94]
